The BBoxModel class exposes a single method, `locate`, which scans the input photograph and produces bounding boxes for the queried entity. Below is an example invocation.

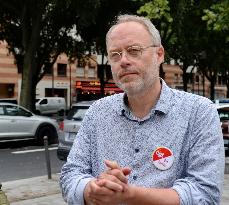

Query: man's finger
[104,160,121,169]
[104,169,128,184]
[104,160,132,178]
[122,167,132,176]
[96,178,123,192]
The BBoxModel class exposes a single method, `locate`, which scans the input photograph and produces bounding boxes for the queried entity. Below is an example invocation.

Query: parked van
[0,98,18,104]
[35,97,66,116]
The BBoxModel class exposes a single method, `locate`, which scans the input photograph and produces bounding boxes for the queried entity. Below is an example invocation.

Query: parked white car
[57,101,94,161]
[35,97,66,116]
[0,102,62,144]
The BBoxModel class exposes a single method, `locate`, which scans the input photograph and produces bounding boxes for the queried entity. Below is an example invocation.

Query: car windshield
[67,107,89,121]
[218,109,229,121]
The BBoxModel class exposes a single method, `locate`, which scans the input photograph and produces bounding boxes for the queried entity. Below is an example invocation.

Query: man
[60,14,225,205]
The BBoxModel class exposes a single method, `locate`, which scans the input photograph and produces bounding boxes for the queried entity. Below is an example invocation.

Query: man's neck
[127,79,161,119]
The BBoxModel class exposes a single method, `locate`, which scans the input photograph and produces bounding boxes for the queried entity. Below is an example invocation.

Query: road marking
[12,147,58,154]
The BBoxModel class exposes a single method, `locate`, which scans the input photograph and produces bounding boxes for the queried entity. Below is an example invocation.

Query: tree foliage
[137,0,199,91]
[136,0,229,99]
[78,0,140,96]
[202,1,229,33]
[80,0,140,58]
[0,0,99,110]
[0,0,228,105]
[201,0,229,98]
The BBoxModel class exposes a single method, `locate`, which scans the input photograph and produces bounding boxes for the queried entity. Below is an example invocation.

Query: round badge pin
[152,147,174,170]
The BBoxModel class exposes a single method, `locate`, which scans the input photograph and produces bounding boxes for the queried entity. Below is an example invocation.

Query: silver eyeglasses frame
[108,45,158,63]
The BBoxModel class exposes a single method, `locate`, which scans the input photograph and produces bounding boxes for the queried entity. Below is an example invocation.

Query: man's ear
[157,46,164,64]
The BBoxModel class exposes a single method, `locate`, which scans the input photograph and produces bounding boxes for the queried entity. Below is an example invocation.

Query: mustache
[117,68,139,78]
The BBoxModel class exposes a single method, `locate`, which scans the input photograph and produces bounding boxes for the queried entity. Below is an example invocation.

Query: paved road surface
[0,140,64,182]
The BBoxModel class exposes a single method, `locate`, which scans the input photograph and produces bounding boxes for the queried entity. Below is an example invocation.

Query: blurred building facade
[0,41,227,107]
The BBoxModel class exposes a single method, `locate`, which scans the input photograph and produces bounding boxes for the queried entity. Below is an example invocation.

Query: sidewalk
[2,174,66,205]
[1,173,229,205]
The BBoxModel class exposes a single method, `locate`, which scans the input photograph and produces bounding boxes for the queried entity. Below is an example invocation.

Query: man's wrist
[83,181,92,205]
[123,185,136,204]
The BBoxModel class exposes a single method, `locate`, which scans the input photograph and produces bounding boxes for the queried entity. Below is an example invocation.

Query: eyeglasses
[108,45,158,63]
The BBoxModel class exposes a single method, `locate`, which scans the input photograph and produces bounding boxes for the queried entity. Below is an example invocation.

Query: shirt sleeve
[59,108,96,205]
[172,101,225,205]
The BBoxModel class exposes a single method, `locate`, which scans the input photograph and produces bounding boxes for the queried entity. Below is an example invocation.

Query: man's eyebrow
[109,44,141,52]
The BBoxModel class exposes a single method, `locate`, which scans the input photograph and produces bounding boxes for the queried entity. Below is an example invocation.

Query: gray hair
[106,14,161,47]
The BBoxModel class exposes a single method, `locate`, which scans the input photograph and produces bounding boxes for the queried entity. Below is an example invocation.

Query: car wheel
[36,126,57,145]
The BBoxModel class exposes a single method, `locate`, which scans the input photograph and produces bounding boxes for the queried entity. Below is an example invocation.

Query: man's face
[107,22,164,95]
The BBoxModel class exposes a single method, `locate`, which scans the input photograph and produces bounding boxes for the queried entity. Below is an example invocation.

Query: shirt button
[133,175,137,180]
[135,148,139,153]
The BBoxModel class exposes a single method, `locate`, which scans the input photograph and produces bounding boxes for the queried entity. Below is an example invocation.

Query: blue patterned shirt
[60,80,225,205]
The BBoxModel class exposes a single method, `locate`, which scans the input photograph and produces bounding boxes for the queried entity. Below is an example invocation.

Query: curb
[2,175,61,203]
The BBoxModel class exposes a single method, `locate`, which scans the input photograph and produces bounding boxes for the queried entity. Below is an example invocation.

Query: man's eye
[110,52,120,59]
[127,47,141,56]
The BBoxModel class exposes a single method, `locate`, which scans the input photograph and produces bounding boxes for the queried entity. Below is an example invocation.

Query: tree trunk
[20,52,34,110]
[202,73,205,97]
[19,4,42,110]
[182,61,188,92]
[227,83,229,98]
[31,76,37,112]
[210,78,216,100]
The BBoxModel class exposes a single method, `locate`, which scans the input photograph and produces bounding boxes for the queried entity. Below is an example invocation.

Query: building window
[76,67,85,77]
[88,67,96,78]
[217,74,227,85]
[174,74,179,84]
[57,63,67,77]
[78,58,86,67]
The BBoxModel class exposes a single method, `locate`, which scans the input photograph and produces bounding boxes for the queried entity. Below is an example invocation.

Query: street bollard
[0,183,10,205]
[43,136,52,179]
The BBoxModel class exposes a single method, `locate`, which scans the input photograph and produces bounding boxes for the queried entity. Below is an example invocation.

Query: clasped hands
[84,160,132,205]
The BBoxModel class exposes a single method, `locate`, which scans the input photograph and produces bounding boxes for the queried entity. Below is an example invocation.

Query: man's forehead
[111,21,147,35]
[107,22,150,48]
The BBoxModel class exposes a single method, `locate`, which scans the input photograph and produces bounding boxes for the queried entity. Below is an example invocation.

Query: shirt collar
[116,78,173,116]
[154,78,173,114]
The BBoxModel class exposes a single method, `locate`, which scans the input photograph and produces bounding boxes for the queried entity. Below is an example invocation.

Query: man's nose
[120,51,131,67]
[119,50,129,62]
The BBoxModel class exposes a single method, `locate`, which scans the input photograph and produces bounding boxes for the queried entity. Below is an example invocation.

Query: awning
[76,81,123,94]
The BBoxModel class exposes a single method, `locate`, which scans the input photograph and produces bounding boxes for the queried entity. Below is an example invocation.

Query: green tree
[196,30,229,99]
[202,1,229,33]
[79,0,140,96]
[202,0,229,98]
[137,0,198,91]
[0,0,99,111]
[136,0,228,99]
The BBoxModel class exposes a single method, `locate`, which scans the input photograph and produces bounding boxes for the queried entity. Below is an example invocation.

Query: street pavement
[1,158,229,205]
[2,174,66,205]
